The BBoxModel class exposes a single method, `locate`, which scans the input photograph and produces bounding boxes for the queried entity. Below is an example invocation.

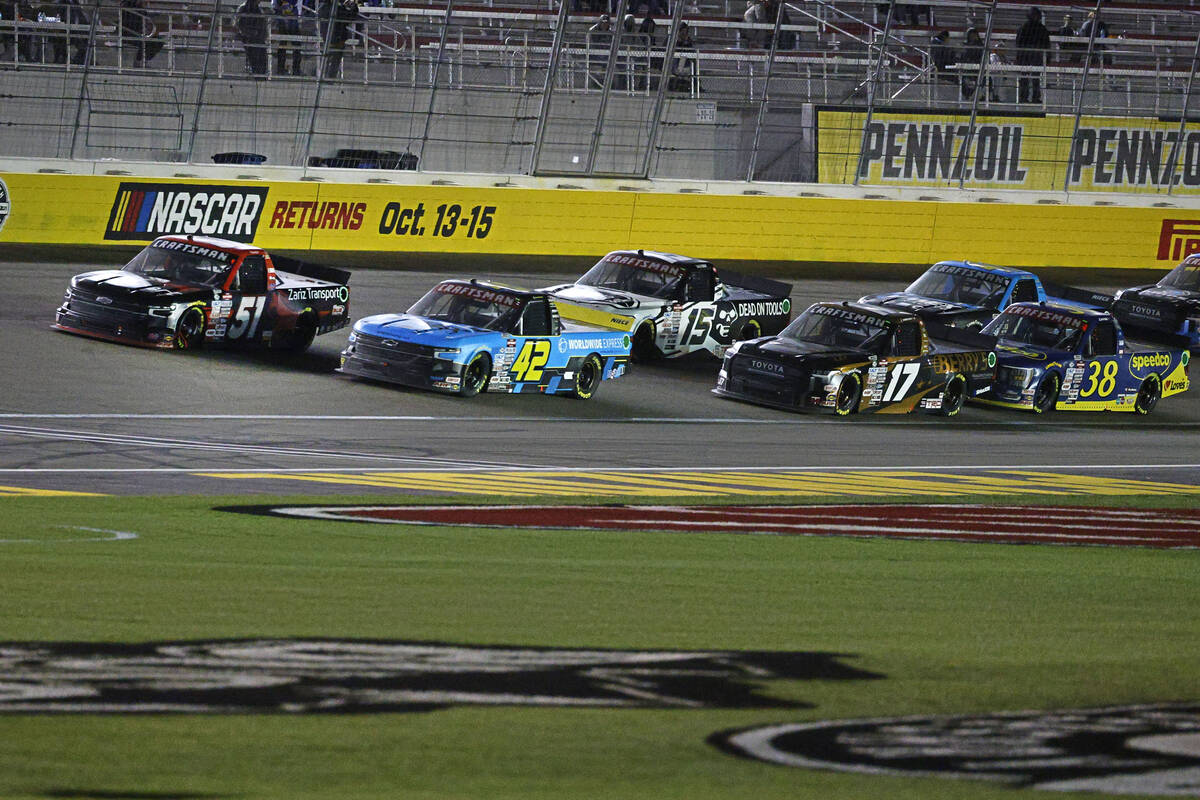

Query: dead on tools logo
[0,639,882,714]
[710,704,1200,796]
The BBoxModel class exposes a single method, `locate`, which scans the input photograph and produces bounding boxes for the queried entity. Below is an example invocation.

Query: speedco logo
[1131,353,1170,370]
[105,183,268,242]
[1156,219,1200,261]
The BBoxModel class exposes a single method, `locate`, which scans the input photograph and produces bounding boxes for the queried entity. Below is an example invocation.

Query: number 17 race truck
[541,250,792,361]
[54,235,351,352]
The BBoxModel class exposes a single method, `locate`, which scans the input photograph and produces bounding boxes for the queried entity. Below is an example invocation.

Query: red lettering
[321,202,339,229]
[270,201,289,229]
[350,202,365,230]
[295,201,314,228]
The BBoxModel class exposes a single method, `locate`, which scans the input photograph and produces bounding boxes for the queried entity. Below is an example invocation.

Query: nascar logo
[105,183,268,242]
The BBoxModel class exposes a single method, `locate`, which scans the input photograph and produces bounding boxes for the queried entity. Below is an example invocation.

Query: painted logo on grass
[710,704,1200,796]
[0,639,881,714]
[225,504,1200,549]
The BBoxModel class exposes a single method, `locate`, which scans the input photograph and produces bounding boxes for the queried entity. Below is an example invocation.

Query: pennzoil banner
[818,109,1200,194]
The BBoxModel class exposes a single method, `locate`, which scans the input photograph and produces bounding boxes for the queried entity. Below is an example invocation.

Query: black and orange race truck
[55,235,350,352]
[714,301,996,416]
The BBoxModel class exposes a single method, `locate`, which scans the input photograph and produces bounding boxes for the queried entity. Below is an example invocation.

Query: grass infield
[0,492,1197,799]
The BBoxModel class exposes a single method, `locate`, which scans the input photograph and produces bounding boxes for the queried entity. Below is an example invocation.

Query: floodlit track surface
[2,260,1199,496]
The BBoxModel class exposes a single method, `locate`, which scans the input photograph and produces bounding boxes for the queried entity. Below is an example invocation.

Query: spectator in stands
[987,40,1008,102]
[668,20,696,92]
[1014,6,1049,103]
[742,0,765,49]
[959,26,984,99]
[1078,10,1110,67]
[55,0,90,65]
[319,0,360,79]
[638,8,655,46]
[1056,13,1076,63]
[237,0,270,76]
[930,29,954,82]
[273,0,305,76]
[120,0,163,67]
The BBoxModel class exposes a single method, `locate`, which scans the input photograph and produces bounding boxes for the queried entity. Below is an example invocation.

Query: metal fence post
[852,0,895,186]
[67,0,104,160]
[1165,29,1200,196]
[1063,0,1106,194]
[417,0,456,170]
[957,0,997,189]
[640,0,687,179]
[185,1,223,164]
[584,0,630,175]
[744,0,787,182]
[303,1,341,171]
[530,0,573,176]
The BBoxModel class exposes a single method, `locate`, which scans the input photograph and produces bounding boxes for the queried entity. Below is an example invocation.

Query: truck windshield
[578,254,685,299]
[984,309,1085,351]
[1158,262,1200,291]
[780,305,891,352]
[123,242,233,288]
[906,264,1008,308]
[408,283,525,331]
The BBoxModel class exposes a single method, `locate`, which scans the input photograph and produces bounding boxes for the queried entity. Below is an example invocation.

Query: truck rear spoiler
[270,255,352,286]
[925,319,998,350]
[1042,281,1113,309]
[719,270,793,298]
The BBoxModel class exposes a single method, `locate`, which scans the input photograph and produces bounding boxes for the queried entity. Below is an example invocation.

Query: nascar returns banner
[0,170,1197,270]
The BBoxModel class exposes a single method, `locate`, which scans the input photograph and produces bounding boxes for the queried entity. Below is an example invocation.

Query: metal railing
[1,0,1198,191]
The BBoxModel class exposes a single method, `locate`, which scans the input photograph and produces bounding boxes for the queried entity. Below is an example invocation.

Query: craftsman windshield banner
[819,109,1200,194]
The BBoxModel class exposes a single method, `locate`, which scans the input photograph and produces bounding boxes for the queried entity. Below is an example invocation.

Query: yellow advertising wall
[1,170,1198,271]
[819,109,1200,195]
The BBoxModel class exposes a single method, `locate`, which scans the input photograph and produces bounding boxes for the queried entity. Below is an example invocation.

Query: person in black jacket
[319,0,360,79]
[1015,6,1050,103]
[959,26,984,99]
[237,0,269,75]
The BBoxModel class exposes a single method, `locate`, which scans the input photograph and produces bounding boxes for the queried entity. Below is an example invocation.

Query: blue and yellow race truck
[860,260,1109,330]
[339,280,631,399]
[975,302,1190,414]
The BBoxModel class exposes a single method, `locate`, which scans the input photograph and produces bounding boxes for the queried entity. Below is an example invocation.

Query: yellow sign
[819,109,1200,194]
[1,169,1197,270]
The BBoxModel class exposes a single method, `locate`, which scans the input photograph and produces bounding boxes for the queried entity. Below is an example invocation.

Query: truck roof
[603,249,711,268]
[824,300,920,324]
[931,259,1032,280]
[155,235,263,255]
[1005,300,1110,321]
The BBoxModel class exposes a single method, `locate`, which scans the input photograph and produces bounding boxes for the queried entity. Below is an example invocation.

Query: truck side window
[1010,279,1038,304]
[893,321,921,356]
[237,256,268,294]
[520,299,551,336]
[685,268,713,302]
[1087,321,1118,356]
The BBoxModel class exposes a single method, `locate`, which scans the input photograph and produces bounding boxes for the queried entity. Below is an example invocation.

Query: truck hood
[732,336,868,371]
[354,313,491,346]
[544,283,663,312]
[69,269,214,306]
[860,291,977,316]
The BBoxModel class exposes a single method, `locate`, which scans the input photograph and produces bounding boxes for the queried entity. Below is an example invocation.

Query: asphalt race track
[2,259,1199,496]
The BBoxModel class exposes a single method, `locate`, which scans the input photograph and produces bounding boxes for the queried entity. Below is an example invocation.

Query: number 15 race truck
[54,235,351,352]
[541,250,792,361]
[338,280,631,399]
[714,301,996,416]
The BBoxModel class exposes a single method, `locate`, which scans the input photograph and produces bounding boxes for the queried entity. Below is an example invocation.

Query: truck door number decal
[1080,360,1119,397]
[882,362,921,402]
[228,296,266,339]
[512,340,551,382]
[681,307,714,345]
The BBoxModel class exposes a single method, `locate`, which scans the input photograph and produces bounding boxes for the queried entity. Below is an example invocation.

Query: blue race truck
[860,260,1109,330]
[339,279,631,399]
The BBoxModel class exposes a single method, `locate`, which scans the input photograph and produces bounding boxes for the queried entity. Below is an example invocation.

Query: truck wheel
[938,374,966,416]
[632,323,662,362]
[174,307,205,350]
[571,354,603,399]
[834,371,862,416]
[276,313,316,353]
[736,320,761,341]
[459,352,491,397]
[1134,373,1161,415]
[1032,372,1060,414]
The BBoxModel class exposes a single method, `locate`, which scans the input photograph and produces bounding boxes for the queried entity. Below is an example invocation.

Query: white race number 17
[881,362,921,402]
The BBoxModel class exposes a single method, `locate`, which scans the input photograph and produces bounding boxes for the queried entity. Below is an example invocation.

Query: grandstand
[1,0,1197,188]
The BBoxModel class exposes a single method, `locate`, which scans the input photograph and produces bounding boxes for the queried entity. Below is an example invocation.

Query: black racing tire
[174,306,205,350]
[1134,373,1162,415]
[571,353,603,400]
[834,371,862,416]
[631,322,662,362]
[459,352,491,397]
[939,374,966,416]
[275,313,317,353]
[735,320,761,342]
[1032,371,1061,414]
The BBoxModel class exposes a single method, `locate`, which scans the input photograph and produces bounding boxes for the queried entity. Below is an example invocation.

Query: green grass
[0,494,1197,799]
